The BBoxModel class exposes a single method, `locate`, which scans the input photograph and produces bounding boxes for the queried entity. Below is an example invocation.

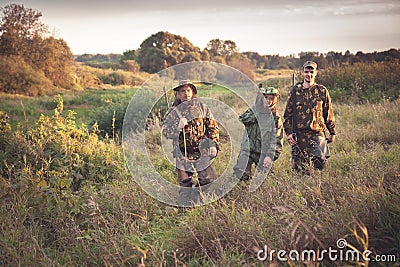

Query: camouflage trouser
[176,157,216,206]
[291,131,330,175]
[233,150,265,181]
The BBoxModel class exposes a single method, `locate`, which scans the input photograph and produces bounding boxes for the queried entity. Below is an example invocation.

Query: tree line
[77,31,400,74]
[1,3,399,96]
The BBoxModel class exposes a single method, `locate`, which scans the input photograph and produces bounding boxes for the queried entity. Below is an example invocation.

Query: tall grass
[317,60,400,103]
[0,94,399,266]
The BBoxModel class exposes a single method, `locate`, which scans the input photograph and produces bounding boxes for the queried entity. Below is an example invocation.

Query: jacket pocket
[310,100,325,132]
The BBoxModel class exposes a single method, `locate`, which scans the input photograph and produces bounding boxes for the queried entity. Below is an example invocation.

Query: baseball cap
[302,61,317,69]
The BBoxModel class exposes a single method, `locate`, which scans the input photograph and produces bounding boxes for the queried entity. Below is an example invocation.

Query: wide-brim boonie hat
[172,80,197,94]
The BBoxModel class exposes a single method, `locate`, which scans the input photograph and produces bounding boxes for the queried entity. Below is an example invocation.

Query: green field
[0,84,399,266]
[0,88,137,126]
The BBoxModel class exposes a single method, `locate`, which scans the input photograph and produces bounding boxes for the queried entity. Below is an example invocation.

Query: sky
[1,0,399,56]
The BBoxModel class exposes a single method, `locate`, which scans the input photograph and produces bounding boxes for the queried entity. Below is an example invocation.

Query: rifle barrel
[291,73,295,87]
[163,86,170,109]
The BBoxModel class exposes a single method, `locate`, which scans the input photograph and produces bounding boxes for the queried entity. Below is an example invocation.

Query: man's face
[177,85,193,101]
[302,67,317,83]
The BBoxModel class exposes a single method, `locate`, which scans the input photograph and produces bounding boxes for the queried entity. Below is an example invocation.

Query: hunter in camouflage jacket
[162,98,219,160]
[283,82,336,173]
[162,80,219,206]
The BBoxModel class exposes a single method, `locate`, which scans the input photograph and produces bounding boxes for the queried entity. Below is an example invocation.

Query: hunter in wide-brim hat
[172,80,197,94]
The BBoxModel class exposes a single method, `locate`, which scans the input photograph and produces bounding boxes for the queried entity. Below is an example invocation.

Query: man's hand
[178,118,188,130]
[287,134,297,145]
[263,156,272,168]
[327,135,335,143]
[209,146,218,157]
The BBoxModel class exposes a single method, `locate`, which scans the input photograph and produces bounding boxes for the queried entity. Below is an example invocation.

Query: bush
[0,96,126,193]
[98,70,146,86]
[0,96,161,266]
[121,60,141,73]
[73,65,150,89]
[0,55,56,96]
[85,61,121,70]
[317,60,400,103]
[73,65,103,89]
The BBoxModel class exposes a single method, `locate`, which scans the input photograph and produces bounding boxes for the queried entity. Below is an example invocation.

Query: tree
[136,31,201,73]
[205,39,238,58]
[226,53,256,80]
[200,49,211,61]
[299,51,320,66]
[206,39,222,57]
[0,4,75,91]
[181,52,201,63]
[137,46,167,74]
[0,4,48,58]
[120,49,140,68]
[37,37,75,88]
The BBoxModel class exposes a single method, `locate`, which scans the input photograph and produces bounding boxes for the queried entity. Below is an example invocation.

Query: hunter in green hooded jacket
[233,87,282,181]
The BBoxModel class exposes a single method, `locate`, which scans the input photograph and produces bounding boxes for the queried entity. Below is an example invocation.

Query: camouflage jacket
[162,98,219,158]
[283,83,336,136]
[239,96,276,160]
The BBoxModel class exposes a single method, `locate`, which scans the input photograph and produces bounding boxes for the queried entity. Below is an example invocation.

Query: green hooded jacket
[239,93,276,160]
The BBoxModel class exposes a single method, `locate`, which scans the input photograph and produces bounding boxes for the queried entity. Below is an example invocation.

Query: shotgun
[162,85,170,109]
